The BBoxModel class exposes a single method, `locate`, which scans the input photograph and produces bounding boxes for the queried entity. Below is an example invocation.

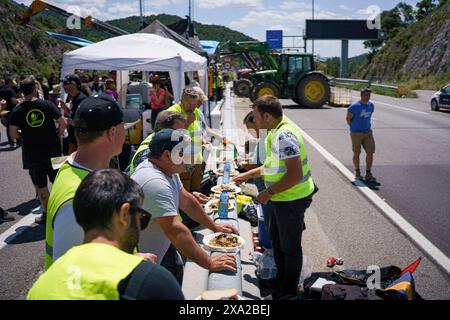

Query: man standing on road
[346,88,377,182]
[233,95,316,300]
[9,78,67,224]
[131,128,238,279]
[45,94,139,269]
[28,169,184,300]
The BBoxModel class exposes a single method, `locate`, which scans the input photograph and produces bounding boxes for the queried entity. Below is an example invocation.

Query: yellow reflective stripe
[263,157,309,174]
[265,171,311,186]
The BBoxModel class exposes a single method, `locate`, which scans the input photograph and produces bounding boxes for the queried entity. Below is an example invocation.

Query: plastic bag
[257,249,277,280]
[299,255,313,285]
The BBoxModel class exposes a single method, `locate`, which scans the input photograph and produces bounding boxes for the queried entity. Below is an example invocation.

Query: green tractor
[220,41,330,108]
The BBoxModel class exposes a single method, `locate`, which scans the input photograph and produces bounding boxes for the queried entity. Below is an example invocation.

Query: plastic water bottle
[223,162,231,184]
[218,190,229,219]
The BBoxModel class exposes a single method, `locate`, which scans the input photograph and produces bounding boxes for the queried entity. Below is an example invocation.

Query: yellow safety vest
[45,162,90,269]
[264,116,315,201]
[167,103,203,163]
[27,243,143,300]
[129,133,154,175]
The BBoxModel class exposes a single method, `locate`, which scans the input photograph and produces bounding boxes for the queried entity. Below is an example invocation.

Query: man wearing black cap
[132,128,238,278]
[44,94,140,269]
[60,74,88,154]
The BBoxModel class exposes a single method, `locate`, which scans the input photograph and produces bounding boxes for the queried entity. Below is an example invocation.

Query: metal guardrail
[330,77,410,96]
[331,77,399,90]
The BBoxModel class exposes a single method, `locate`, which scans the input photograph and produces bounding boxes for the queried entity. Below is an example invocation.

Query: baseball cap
[73,94,140,132]
[149,128,186,158]
[61,74,81,87]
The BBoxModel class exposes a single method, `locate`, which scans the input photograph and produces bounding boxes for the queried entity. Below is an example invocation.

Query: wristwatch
[266,187,275,195]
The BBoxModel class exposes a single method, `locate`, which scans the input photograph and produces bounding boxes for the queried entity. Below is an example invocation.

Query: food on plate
[214,168,237,176]
[215,184,235,192]
[209,233,241,248]
[217,157,233,163]
[201,288,238,300]
[205,199,233,211]
[211,184,241,194]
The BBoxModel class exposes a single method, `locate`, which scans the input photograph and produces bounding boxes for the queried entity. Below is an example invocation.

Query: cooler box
[257,204,272,249]
[125,117,142,146]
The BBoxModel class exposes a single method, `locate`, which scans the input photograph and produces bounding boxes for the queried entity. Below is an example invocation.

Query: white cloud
[268,25,291,33]
[229,9,340,30]
[198,0,263,9]
[147,0,172,9]
[279,1,313,10]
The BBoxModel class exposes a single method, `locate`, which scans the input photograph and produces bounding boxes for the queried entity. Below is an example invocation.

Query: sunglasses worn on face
[131,205,152,230]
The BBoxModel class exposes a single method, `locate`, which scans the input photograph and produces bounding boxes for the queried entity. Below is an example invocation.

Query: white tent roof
[61,33,208,103]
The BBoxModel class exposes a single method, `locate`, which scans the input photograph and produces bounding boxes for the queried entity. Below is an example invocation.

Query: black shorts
[29,160,57,188]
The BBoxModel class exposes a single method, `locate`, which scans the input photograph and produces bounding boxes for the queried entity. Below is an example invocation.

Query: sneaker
[35,212,47,224]
[365,172,377,182]
[355,171,363,180]
[0,208,15,222]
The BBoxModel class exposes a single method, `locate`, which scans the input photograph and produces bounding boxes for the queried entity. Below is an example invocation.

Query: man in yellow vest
[233,95,316,300]
[167,88,204,193]
[45,94,140,269]
[28,169,184,300]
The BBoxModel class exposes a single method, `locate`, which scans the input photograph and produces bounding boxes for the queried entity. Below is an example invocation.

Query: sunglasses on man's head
[131,205,152,230]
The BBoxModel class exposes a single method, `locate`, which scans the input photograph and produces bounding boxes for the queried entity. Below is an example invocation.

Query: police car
[430,84,450,111]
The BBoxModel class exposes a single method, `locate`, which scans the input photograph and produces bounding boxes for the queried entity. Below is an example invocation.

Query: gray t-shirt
[131,160,183,264]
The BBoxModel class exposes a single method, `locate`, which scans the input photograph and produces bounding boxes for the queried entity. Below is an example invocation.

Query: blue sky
[16,0,419,57]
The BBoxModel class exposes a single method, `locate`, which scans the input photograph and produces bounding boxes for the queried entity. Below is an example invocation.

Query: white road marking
[0,206,41,251]
[298,127,450,275]
[351,95,428,115]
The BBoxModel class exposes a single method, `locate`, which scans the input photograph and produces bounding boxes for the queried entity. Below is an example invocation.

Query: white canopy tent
[61,33,208,104]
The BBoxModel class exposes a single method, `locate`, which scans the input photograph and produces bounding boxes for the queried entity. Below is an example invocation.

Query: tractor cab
[279,53,315,98]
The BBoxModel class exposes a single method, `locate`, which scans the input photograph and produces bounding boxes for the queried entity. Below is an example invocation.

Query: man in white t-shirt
[131,128,238,277]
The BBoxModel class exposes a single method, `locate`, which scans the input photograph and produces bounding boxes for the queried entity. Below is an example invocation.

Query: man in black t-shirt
[60,74,87,154]
[0,76,20,147]
[9,78,67,224]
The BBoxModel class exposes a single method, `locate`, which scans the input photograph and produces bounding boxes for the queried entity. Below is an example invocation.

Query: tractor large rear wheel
[296,74,330,108]
[234,79,253,97]
[253,82,279,101]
